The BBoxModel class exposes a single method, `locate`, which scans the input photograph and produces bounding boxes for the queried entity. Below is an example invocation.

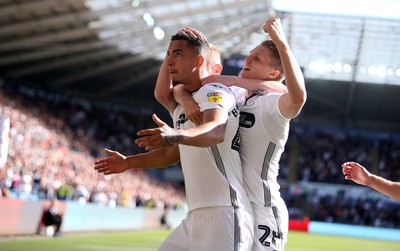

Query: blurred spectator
[160,205,171,230]
[56,183,73,200]
[43,199,63,237]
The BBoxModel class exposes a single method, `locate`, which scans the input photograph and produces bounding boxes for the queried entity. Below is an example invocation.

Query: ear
[196,55,205,68]
[213,64,223,75]
[269,69,280,79]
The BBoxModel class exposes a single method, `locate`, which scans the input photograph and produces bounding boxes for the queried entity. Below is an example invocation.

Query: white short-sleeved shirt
[172,83,252,213]
[238,93,290,207]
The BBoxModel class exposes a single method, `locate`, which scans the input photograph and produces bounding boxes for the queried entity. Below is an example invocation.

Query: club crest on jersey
[207,92,223,103]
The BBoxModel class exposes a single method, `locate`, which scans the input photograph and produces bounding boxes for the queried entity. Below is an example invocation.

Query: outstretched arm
[94,147,180,175]
[342,161,400,201]
[265,17,306,119]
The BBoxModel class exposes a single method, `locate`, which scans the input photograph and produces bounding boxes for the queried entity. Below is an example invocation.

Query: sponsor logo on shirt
[239,111,255,128]
[207,92,222,103]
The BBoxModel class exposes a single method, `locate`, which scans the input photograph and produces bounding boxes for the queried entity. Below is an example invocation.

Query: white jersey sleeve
[259,94,289,139]
[229,86,247,108]
[193,83,236,112]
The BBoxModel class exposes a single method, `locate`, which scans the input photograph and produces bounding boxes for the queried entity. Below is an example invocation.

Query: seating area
[0,81,399,228]
[0,82,186,210]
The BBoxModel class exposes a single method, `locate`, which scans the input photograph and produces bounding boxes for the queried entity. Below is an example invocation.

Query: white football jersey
[239,93,290,207]
[172,83,252,213]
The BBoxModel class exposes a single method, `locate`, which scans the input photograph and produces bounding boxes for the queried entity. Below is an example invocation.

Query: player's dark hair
[171,31,209,55]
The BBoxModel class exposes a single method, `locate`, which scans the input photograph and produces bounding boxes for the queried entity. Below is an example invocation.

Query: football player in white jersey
[175,17,306,251]
[94,28,254,251]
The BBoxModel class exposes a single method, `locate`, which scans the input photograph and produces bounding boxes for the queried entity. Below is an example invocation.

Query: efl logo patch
[207,92,222,103]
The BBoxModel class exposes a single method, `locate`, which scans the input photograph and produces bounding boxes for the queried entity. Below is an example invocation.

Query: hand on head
[178,27,207,41]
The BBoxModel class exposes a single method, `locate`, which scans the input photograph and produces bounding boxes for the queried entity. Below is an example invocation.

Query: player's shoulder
[195,83,236,108]
[199,83,235,97]
[259,92,283,102]
[200,82,230,91]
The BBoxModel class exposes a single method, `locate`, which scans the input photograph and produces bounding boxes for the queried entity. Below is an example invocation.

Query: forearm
[174,122,225,147]
[367,174,400,201]
[154,56,177,113]
[172,84,203,125]
[165,109,227,148]
[173,84,191,104]
[233,77,287,95]
[210,75,287,94]
[178,108,227,147]
[276,41,306,106]
[126,147,179,169]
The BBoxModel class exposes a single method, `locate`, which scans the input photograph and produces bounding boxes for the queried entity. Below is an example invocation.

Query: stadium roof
[1,0,400,130]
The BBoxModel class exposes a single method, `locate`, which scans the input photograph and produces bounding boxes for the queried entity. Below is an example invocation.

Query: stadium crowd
[0,81,399,228]
[283,186,400,229]
[288,125,400,184]
[0,82,186,209]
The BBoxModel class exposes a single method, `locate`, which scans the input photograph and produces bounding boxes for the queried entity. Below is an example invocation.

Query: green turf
[0,230,399,251]
[286,231,400,251]
[0,230,169,251]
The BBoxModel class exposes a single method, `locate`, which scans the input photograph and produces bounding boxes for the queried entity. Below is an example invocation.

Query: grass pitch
[0,230,399,251]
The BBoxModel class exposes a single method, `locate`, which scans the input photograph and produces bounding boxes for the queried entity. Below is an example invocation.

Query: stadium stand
[0,81,186,210]
[0,81,399,229]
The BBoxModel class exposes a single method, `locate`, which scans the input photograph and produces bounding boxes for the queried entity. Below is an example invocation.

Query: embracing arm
[94,147,180,175]
[202,75,287,95]
[173,84,203,125]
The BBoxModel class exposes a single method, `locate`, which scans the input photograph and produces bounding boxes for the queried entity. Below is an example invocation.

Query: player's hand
[263,17,287,46]
[342,161,370,186]
[94,148,128,175]
[181,98,203,125]
[136,114,181,151]
[173,84,203,125]
[179,27,207,41]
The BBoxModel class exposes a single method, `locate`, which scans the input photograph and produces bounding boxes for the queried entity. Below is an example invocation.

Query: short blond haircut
[207,43,222,75]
